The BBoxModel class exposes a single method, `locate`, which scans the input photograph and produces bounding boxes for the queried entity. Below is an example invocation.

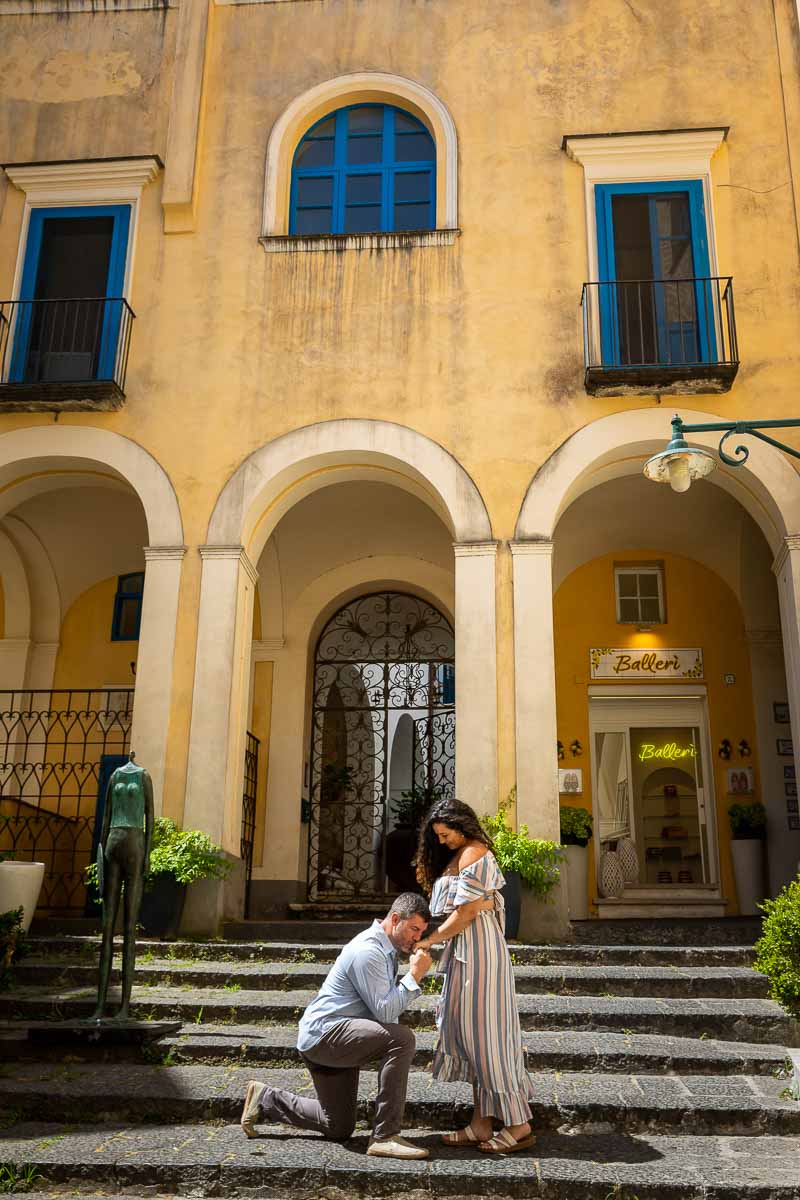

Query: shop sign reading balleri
[590,648,704,680]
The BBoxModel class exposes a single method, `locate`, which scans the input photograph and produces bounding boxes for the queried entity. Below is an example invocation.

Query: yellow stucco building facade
[1,0,800,929]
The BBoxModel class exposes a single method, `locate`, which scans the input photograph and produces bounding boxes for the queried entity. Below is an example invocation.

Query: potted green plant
[754,872,800,1019]
[482,792,562,939]
[0,907,27,991]
[385,785,440,893]
[86,817,231,939]
[559,805,593,921]
[728,801,767,916]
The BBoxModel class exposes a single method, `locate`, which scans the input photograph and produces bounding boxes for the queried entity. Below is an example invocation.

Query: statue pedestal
[27,1020,181,1048]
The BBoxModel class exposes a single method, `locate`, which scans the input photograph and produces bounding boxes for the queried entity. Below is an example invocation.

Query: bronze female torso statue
[90,752,154,1022]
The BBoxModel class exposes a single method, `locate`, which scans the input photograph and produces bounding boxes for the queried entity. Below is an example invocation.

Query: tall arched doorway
[309,591,455,898]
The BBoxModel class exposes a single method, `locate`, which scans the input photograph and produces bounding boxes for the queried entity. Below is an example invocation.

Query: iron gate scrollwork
[309,592,455,899]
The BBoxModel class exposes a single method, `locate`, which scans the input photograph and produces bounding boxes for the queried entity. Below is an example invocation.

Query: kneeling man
[241,892,433,1159]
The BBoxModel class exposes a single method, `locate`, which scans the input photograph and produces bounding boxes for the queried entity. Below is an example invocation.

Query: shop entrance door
[590,691,718,893]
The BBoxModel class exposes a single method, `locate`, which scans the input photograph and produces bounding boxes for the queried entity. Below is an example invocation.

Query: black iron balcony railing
[0,297,135,411]
[581,277,739,396]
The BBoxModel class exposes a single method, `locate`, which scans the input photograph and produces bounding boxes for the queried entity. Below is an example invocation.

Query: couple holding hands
[240,798,534,1159]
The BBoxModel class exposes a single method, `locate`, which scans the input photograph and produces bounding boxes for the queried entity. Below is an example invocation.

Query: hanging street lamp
[644,414,800,494]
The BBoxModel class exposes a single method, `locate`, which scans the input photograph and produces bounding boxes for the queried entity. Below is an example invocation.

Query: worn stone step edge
[1,988,795,1044]
[15,960,770,999]
[1,1022,791,1076]
[0,1065,797,1135]
[4,1124,800,1200]
[25,936,757,967]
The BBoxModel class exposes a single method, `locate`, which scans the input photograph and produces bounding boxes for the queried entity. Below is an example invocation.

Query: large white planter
[0,861,46,933]
[731,839,766,916]
[564,844,589,920]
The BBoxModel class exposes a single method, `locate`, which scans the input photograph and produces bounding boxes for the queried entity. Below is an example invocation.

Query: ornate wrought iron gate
[308,592,455,899]
[241,731,260,919]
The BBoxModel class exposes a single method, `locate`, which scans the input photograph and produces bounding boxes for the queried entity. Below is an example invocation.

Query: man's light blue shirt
[297,920,421,1052]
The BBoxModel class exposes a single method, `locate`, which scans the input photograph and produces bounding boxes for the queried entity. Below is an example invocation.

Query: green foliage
[391,784,441,830]
[320,763,354,799]
[559,805,593,847]
[728,801,767,840]
[86,818,230,891]
[0,909,27,992]
[481,793,561,899]
[754,874,800,1015]
[0,1163,40,1194]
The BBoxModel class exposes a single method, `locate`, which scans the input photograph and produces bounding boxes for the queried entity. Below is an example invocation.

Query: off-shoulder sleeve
[452,852,504,907]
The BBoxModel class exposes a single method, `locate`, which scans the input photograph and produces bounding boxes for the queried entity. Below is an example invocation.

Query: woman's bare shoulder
[458,842,489,870]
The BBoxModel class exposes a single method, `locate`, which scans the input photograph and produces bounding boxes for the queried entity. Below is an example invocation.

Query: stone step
[25,934,757,967]
[14,958,770,998]
[570,917,762,946]
[4,1124,800,1199]
[3,1022,788,1076]
[0,1063,797,1136]
[1,985,795,1043]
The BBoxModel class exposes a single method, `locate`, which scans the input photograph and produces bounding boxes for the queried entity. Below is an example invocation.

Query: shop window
[615,566,664,625]
[111,572,144,641]
[290,104,436,236]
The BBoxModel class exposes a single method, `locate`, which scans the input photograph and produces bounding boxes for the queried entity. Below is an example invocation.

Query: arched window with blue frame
[290,104,436,236]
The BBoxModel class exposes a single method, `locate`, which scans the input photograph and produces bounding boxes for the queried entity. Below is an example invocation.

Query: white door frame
[588,685,721,891]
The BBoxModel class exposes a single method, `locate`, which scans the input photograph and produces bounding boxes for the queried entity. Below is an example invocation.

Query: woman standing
[414,798,535,1154]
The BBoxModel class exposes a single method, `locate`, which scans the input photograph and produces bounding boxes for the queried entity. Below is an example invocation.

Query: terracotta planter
[564,844,589,920]
[731,838,766,916]
[0,860,45,933]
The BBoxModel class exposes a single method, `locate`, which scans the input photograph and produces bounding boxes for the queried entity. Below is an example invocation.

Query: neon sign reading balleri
[637,742,697,762]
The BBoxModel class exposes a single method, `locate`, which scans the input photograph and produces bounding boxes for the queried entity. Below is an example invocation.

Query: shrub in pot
[559,805,593,921]
[87,817,230,939]
[754,872,800,1016]
[0,906,27,991]
[728,801,767,916]
[386,785,440,894]
[482,794,562,939]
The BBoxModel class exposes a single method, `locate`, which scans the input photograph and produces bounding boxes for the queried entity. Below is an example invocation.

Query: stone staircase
[0,919,798,1197]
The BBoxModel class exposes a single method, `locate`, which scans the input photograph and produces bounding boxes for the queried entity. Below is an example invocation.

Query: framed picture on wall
[774,702,791,724]
[789,814,800,830]
[786,782,798,799]
[777,738,794,756]
[785,765,796,782]
[558,768,583,795]
[787,797,799,814]
[727,768,754,795]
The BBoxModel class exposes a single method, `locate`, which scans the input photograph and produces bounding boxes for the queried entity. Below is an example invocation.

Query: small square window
[111,571,144,641]
[614,566,665,625]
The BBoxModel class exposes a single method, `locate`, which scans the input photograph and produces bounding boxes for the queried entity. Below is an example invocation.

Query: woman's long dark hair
[414,798,494,895]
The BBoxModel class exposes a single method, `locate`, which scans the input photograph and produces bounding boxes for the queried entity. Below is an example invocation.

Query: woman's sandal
[440,1123,485,1147]
[478,1127,536,1154]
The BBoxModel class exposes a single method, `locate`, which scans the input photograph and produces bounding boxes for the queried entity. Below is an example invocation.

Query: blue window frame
[111,571,144,641]
[290,105,436,236]
[595,181,714,367]
[10,204,131,383]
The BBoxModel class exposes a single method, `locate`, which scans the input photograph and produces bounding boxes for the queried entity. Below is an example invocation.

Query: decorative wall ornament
[777,738,794,757]
[558,768,583,794]
[570,739,583,757]
[718,739,732,760]
[727,767,754,795]
[773,702,790,724]
[557,740,565,761]
[738,739,752,758]
[598,850,625,899]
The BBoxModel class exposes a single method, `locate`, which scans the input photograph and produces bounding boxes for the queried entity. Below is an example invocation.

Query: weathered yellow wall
[0,0,798,852]
[554,550,761,915]
[0,578,4,640]
[53,576,138,690]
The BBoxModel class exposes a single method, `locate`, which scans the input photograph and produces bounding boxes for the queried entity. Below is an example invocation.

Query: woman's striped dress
[430,851,533,1125]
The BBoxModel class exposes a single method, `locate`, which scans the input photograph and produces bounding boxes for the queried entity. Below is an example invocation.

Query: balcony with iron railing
[0,297,134,411]
[581,277,739,396]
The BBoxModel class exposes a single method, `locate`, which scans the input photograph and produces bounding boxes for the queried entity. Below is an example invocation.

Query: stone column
[772,535,800,876]
[184,546,258,849]
[453,542,499,815]
[129,546,186,809]
[509,541,559,841]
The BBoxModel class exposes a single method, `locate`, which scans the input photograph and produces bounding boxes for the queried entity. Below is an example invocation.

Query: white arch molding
[0,426,185,804]
[262,72,459,236]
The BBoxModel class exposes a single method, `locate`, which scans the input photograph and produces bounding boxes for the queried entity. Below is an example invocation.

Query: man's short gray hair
[388,892,431,922]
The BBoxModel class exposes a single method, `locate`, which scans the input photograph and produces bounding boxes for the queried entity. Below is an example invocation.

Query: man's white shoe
[241,1080,268,1138]
[366,1134,429,1159]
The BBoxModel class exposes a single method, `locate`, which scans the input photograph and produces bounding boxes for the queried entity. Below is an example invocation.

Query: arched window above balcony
[289,104,436,237]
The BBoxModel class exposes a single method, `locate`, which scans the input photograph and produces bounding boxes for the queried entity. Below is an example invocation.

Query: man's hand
[409,948,433,983]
